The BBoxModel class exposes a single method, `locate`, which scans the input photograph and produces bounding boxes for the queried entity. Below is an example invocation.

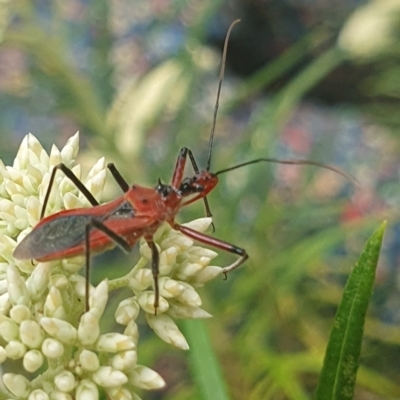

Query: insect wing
[14,213,98,261]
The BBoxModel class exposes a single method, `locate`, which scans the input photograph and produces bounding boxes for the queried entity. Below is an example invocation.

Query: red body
[13,170,219,262]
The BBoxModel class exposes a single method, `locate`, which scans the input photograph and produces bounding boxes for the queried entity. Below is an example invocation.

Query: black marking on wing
[14,201,136,260]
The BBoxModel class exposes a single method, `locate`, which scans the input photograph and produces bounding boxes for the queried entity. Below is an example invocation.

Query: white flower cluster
[0,133,224,400]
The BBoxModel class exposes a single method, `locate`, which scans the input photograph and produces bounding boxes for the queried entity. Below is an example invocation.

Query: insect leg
[107,163,129,193]
[171,148,215,230]
[144,238,160,315]
[84,219,132,312]
[41,163,99,219]
[170,222,248,278]
[187,150,214,229]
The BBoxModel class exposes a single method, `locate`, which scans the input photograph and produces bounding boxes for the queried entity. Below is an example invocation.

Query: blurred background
[1,0,400,398]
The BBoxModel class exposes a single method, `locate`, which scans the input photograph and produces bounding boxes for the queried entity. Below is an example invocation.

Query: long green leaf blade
[183,320,231,400]
[316,221,386,400]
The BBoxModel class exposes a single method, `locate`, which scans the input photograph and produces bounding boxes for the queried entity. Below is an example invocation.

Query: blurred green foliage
[1,1,400,399]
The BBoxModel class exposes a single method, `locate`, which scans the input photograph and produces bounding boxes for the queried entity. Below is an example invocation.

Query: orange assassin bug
[13,20,353,314]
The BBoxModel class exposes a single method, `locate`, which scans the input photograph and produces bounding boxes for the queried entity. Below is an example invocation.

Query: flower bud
[175,262,203,280]
[106,387,133,400]
[182,217,212,232]
[168,303,212,319]
[176,283,201,307]
[158,277,184,298]
[75,379,98,400]
[115,298,140,325]
[26,262,51,300]
[49,390,73,400]
[0,346,6,363]
[7,265,31,306]
[129,365,165,390]
[89,280,108,317]
[41,338,64,358]
[92,366,128,388]
[129,269,152,291]
[0,315,19,341]
[146,314,189,350]
[5,340,27,359]
[40,318,77,344]
[23,349,44,372]
[137,291,169,314]
[79,349,99,372]
[123,321,139,343]
[190,266,222,285]
[29,389,50,400]
[20,320,45,348]
[78,311,100,345]
[111,350,137,371]
[3,373,31,397]
[44,287,66,319]
[96,333,135,353]
[0,292,11,314]
[54,371,76,393]
[10,304,32,323]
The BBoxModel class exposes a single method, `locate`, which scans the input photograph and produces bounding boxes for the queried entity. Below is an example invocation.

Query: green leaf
[182,320,231,400]
[315,221,386,400]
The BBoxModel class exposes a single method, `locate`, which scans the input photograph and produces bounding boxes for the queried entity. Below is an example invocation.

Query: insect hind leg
[83,218,132,312]
[171,222,248,279]
[41,163,99,220]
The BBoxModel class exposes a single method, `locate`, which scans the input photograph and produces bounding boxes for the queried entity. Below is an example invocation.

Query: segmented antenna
[206,19,240,172]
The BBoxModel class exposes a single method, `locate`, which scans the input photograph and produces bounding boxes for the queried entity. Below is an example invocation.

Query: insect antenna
[206,19,240,172]
[215,157,358,185]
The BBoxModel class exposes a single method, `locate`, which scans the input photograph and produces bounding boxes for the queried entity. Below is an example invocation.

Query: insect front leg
[171,147,214,229]
[84,219,132,312]
[144,238,160,315]
[41,163,99,219]
[170,222,248,278]
[107,163,129,193]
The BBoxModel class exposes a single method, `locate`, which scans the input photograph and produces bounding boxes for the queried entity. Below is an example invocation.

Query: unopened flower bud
[0,315,19,341]
[10,304,32,324]
[49,390,73,400]
[190,266,222,285]
[92,366,128,388]
[146,314,189,349]
[41,338,64,358]
[75,379,98,400]
[3,373,31,397]
[176,282,201,307]
[111,350,137,371]
[158,277,184,298]
[44,287,66,319]
[79,349,99,372]
[78,311,100,345]
[40,318,77,344]
[106,387,133,400]
[168,303,212,319]
[115,298,140,325]
[7,265,30,306]
[0,346,6,363]
[129,269,152,291]
[23,349,44,372]
[129,365,165,390]
[123,321,139,343]
[5,340,27,359]
[54,371,76,393]
[26,262,51,300]
[137,291,169,314]
[20,320,45,348]
[89,280,108,317]
[96,333,135,353]
[29,389,50,400]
